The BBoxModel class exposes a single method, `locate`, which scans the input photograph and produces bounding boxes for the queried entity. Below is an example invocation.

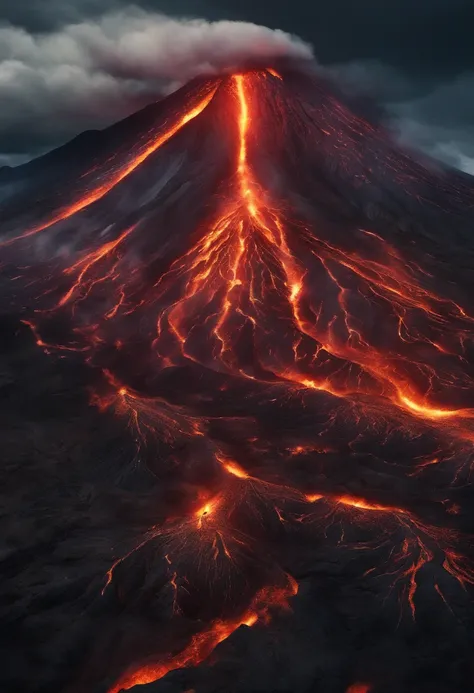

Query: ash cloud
[329,59,474,175]
[0,7,312,165]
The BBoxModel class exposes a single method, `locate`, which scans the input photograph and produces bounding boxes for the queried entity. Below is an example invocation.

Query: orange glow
[335,495,407,515]
[221,458,250,479]
[14,67,474,690]
[13,71,474,441]
[3,87,217,245]
[266,68,283,80]
[107,574,298,693]
[346,685,372,693]
[235,74,259,217]
[305,491,408,516]
[52,69,474,445]
[57,224,137,307]
[305,494,324,503]
[299,488,474,619]
[397,393,473,420]
[195,499,219,528]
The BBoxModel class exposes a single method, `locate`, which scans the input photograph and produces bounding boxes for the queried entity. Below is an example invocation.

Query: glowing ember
[195,499,219,528]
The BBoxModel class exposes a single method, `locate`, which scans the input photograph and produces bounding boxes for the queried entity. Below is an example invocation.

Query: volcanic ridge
[1,62,474,693]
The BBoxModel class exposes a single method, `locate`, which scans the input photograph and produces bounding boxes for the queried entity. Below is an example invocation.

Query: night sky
[0,0,473,171]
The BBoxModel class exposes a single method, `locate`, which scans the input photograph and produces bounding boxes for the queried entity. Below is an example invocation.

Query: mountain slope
[1,62,474,693]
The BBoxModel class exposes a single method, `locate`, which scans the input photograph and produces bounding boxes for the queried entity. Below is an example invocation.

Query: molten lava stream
[228,70,474,442]
[1,84,219,247]
[11,69,474,692]
[23,70,474,446]
[150,73,313,385]
[99,379,473,627]
[107,575,298,693]
[157,72,474,442]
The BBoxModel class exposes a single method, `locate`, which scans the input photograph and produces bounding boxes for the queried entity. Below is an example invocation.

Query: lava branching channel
[2,66,474,692]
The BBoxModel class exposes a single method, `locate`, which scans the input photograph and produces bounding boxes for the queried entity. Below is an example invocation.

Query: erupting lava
[4,65,474,691]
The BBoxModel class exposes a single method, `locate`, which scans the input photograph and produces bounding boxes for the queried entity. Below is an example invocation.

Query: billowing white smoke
[87,11,313,82]
[0,7,313,164]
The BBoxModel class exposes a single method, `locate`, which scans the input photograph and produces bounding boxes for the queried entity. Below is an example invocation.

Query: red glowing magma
[346,684,372,693]
[7,67,474,691]
[109,575,298,692]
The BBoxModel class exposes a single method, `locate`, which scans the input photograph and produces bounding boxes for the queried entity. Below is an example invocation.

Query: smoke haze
[0,7,312,163]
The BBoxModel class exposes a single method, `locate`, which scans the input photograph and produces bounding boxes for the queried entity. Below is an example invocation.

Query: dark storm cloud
[0,0,120,31]
[0,7,311,165]
[0,0,473,172]
[391,72,474,174]
[329,59,474,174]
[2,0,471,75]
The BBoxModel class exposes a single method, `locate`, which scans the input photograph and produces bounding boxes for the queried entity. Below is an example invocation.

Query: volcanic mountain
[1,63,474,693]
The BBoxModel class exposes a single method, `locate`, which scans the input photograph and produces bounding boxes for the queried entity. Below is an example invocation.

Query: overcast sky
[0,0,473,172]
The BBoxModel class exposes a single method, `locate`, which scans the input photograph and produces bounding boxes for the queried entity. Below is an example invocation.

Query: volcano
[1,63,474,693]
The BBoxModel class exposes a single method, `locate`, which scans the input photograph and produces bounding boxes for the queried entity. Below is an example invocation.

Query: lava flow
[108,575,298,693]
[1,84,218,247]
[3,64,474,692]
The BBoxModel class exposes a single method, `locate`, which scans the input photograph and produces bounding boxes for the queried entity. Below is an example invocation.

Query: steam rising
[88,12,313,81]
[0,8,313,162]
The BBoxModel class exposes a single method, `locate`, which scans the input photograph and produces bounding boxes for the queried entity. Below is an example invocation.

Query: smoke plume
[0,7,313,163]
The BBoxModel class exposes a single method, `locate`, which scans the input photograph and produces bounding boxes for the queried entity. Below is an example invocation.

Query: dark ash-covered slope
[1,63,474,693]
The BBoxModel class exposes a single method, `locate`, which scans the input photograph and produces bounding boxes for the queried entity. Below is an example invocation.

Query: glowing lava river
[1,66,474,693]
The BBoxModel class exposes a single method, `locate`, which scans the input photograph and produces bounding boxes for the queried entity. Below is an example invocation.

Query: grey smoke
[328,59,474,176]
[0,7,313,163]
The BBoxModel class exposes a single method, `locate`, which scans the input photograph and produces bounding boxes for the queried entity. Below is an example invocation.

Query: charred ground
[1,63,474,693]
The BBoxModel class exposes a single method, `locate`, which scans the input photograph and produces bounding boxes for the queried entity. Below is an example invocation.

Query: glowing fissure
[108,575,298,692]
[10,69,474,691]
[2,86,218,246]
[62,70,473,437]
[100,383,473,631]
[235,74,259,218]
[229,75,474,431]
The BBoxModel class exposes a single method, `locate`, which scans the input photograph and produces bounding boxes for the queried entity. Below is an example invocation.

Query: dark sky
[0,0,473,170]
